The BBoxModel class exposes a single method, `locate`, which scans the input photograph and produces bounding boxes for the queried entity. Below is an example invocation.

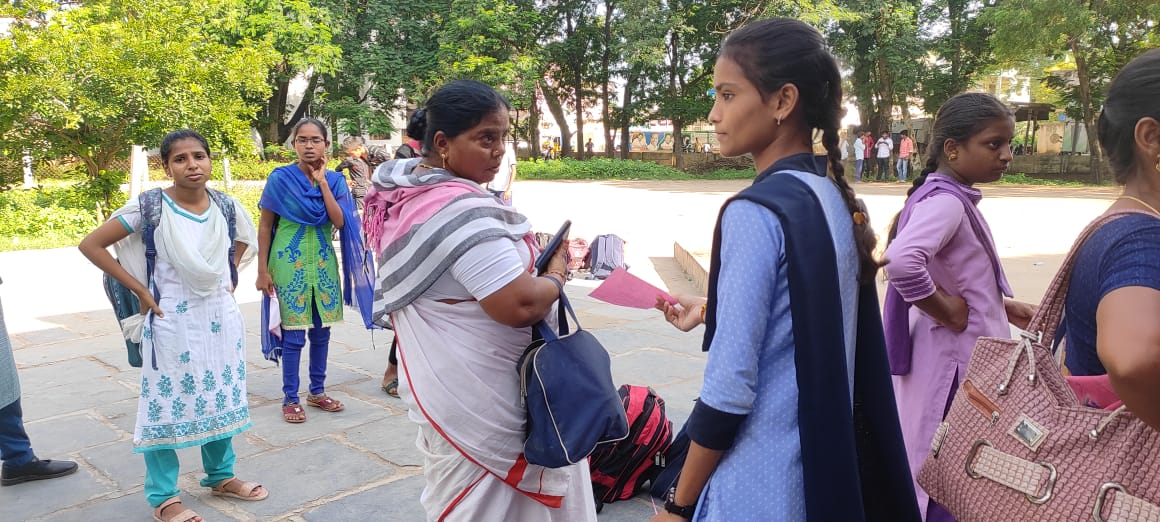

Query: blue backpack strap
[138,188,164,299]
[137,188,164,370]
[206,188,239,288]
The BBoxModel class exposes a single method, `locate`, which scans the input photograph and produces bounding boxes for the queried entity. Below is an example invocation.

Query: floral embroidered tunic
[118,194,252,452]
[268,211,343,329]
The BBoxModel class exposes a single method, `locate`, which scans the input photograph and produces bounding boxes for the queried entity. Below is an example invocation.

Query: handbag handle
[1023,210,1149,349]
[536,289,583,343]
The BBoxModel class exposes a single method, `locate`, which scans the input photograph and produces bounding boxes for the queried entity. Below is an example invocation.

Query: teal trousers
[142,437,235,507]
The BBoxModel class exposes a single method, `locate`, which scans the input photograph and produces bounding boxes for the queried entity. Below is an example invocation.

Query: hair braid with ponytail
[721,18,881,282]
[885,92,1011,245]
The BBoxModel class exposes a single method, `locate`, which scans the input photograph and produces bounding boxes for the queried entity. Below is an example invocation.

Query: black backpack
[648,422,690,500]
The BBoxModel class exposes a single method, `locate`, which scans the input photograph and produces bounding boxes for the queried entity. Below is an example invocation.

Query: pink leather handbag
[918,211,1160,522]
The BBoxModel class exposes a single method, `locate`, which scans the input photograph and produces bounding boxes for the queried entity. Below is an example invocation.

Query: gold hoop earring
[948,152,958,161]
[441,153,447,169]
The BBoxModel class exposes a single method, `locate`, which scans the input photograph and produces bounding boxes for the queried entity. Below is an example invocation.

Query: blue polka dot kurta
[694,170,858,521]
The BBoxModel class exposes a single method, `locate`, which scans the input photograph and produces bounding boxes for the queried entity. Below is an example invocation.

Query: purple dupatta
[883,174,1012,375]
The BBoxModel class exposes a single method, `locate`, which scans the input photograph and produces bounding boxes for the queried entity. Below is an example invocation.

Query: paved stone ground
[0,179,1115,521]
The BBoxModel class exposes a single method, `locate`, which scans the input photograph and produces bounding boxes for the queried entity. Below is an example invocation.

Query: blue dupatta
[258,164,378,363]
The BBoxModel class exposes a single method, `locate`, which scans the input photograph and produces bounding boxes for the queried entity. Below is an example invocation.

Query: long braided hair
[721,18,880,282]
[886,93,1012,245]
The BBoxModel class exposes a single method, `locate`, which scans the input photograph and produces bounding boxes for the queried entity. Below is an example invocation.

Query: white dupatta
[110,192,257,342]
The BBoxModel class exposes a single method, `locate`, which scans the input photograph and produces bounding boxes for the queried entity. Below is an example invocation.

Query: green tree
[316,0,454,141]
[0,0,277,181]
[217,0,342,147]
[986,0,1160,181]
[917,0,996,117]
[831,0,924,134]
[541,0,601,159]
[436,0,545,147]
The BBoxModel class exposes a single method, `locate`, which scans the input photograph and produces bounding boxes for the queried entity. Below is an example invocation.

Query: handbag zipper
[519,345,539,408]
[962,380,1002,424]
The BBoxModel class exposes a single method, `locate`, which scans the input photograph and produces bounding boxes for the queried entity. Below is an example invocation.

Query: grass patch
[518,158,754,181]
[997,172,1096,187]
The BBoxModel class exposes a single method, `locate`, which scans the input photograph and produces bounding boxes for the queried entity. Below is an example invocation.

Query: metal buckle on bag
[1092,483,1126,522]
[965,439,1058,505]
[1025,462,1057,504]
[964,439,991,479]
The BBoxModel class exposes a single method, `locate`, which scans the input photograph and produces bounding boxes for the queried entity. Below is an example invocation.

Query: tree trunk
[1070,41,1102,183]
[528,90,541,162]
[280,74,319,144]
[601,0,615,158]
[574,67,584,160]
[620,68,637,160]
[263,68,290,146]
[542,86,572,158]
[875,53,895,135]
[668,31,684,171]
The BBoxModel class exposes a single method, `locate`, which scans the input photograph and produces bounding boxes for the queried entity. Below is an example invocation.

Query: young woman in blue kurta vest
[652,18,919,522]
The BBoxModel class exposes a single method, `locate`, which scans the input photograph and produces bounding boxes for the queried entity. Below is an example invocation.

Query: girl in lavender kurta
[883,93,1036,521]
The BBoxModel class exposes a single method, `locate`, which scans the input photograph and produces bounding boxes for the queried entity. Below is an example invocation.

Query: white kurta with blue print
[117,194,252,453]
[694,170,858,521]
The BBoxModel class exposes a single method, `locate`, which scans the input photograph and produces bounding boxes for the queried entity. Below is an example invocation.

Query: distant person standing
[853,132,867,181]
[586,138,595,156]
[861,130,874,170]
[896,130,914,182]
[336,137,371,212]
[487,141,518,206]
[875,131,894,181]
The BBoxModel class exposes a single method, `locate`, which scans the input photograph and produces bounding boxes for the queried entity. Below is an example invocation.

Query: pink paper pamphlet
[588,268,678,309]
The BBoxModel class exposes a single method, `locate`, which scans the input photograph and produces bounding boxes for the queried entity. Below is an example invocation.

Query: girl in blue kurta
[652,19,917,522]
[256,118,375,424]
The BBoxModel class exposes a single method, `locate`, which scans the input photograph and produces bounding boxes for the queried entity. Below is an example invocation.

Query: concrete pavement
[0,179,1116,520]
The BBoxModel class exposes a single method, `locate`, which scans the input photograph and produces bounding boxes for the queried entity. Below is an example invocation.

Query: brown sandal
[282,403,306,423]
[153,497,201,522]
[306,394,344,412]
[211,477,269,501]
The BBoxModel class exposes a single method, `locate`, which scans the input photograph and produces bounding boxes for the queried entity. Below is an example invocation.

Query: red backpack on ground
[566,238,590,272]
[588,385,674,510]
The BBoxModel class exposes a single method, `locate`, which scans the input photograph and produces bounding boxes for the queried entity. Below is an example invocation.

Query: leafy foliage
[986,0,1160,180]
[0,0,278,182]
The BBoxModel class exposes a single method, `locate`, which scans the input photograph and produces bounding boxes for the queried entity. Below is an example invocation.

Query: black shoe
[1,458,79,486]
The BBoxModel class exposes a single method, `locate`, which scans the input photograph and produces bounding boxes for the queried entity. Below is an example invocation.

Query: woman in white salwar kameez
[80,130,268,522]
[365,81,596,521]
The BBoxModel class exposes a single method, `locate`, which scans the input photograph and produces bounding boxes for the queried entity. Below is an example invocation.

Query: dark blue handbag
[519,290,629,468]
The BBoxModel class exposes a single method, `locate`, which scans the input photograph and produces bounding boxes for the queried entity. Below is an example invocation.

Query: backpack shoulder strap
[138,188,164,291]
[206,188,240,288]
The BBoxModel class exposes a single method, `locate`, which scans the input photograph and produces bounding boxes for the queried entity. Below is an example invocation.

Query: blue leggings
[280,306,331,404]
[142,437,234,507]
